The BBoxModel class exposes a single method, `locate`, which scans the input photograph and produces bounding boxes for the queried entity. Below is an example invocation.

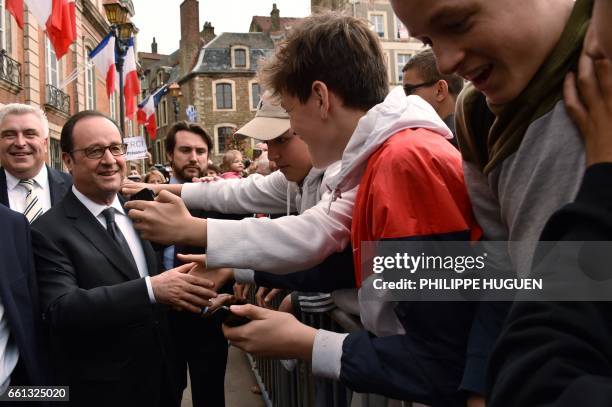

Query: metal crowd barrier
[245,289,411,407]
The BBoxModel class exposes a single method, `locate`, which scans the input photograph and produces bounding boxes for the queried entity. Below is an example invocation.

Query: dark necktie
[102,208,138,273]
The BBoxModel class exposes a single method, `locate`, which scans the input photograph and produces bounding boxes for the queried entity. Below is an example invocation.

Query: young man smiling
[221,13,481,406]
[391,0,592,402]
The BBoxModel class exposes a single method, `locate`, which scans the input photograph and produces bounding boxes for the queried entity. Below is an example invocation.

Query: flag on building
[6,0,24,29]
[137,85,168,140]
[123,37,140,119]
[26,0,76,59]
[88,32,116,98]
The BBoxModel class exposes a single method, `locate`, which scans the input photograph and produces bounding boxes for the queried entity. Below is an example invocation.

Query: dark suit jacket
[0,165,72,208]
[0,205,48,386]
[31,191,179,407]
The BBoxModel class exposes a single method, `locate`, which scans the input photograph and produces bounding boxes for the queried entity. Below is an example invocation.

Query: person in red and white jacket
[221,13,483,406]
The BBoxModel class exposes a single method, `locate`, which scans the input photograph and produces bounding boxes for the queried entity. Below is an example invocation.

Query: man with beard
[162,122,211,270]
[161,121,233,407]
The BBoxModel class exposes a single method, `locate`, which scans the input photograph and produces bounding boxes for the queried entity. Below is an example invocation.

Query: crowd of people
[1,0,612,405]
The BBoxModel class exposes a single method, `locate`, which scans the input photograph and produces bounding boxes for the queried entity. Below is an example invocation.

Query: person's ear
[62,152,73,173]
[312,81,330,120]
[435,79,449,102]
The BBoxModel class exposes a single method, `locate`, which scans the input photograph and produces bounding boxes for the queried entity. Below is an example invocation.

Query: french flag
[6,0,24,29]
[123,37,140,119]
[137,85,168,140]
[26,0,76,59]
[89,33,116,98]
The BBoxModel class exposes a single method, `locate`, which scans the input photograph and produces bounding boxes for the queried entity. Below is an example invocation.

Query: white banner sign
[125,136,148,161]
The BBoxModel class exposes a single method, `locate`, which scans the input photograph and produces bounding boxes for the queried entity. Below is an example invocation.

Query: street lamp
[168,82,182,123]
[103,0,134,138]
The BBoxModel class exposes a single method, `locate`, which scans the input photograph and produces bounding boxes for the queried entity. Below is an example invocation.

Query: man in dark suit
[31,111,217,407]
[0,205,48,394]
[0,104,71,221]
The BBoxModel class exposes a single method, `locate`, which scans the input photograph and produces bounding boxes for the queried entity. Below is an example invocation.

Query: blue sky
[131,0,311,54]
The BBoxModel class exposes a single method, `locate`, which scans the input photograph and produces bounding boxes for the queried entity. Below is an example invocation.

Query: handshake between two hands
[149,254,233,314]
[148,254,316,360]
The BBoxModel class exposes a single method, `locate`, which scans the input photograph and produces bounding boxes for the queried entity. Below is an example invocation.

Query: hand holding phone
[202,294,251,326]
[215,306,251,327]
[129,188,156,201]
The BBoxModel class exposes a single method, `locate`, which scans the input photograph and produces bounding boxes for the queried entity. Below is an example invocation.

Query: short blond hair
[221,150,242,172]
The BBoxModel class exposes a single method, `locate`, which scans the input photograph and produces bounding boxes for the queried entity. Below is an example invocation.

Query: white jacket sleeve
[205,186,356,273]
[181,171,296,214]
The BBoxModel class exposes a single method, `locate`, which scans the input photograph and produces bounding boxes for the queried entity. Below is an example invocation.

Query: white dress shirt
[5,166,52,214]
[72,186,156,303]
[0,298,19,394]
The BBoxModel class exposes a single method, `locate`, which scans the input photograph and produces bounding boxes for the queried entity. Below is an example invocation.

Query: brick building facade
[311,0,424,86]
[0,0,138,171]
[139,0,293,164]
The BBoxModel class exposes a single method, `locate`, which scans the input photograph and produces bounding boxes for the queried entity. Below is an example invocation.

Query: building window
[395,16,409,40]
[157,98,168,127]
[235,49,246,67]
[369,13,386,39]
[0,0,11,53]
[45,38,61,87]
[85,50,96,109]
[231,46,249,69]
[396,53,412,83]
[110,92,118,121]
[215,125,236,154]
[215,83,233,110]
[49,138,62,171]
[250,82,261,110]
[154,139,164,164]
[156,70,164,87]
[383,51,391,84]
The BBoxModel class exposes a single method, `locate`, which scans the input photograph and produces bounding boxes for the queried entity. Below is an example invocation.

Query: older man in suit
[0,205,48,395]
[0,104,71,221]
[31,110,217,407]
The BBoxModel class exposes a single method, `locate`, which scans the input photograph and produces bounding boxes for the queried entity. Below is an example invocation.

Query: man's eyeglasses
[403,80,438,96]
[70,143,128,159]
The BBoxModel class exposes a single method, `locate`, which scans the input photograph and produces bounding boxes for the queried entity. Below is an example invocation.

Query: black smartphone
[213,306,251,327]
[130,188,155,201]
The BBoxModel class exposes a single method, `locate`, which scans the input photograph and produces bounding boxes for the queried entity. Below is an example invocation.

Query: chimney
[179,0,200,76]
[270,3,280,31]
[201,22,216,46]
[151,37,158,54]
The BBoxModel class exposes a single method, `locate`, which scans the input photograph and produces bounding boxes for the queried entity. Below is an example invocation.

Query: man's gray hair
[0,103,50,138]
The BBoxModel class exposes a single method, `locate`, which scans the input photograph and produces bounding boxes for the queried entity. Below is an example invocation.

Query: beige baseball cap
[235,90,290,141]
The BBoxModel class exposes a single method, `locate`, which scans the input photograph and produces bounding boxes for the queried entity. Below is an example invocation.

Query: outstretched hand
[177,253,234,290]
[150,262,217,313]
[222,304,316,360]
[125,190,206,246]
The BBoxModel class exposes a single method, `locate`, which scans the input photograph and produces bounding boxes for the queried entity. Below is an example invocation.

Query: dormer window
[231,46,249,69]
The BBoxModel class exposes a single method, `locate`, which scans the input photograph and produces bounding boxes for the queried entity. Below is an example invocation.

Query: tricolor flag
[137,85,169,140]
[88,32,116,98]
[26,0,76,59]
[123,37,140,119]
[6,0,24,29]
